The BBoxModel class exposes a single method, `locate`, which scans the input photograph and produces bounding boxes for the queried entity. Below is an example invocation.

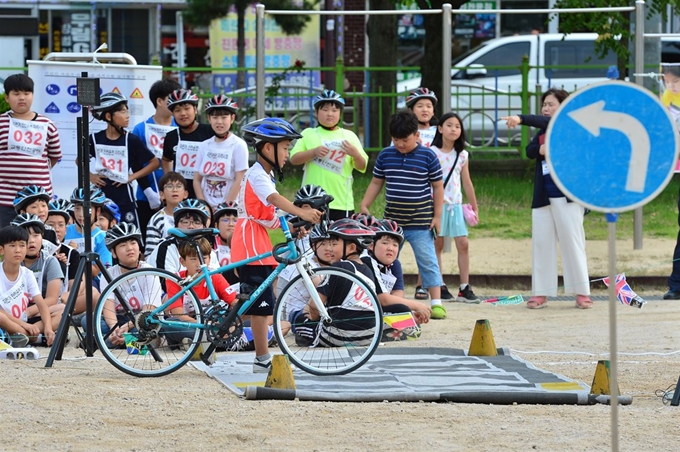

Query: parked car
[398,33,618,146]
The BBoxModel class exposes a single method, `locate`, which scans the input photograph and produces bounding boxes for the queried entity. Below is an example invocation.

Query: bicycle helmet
[70,185,107,206]
[213,201,238,223]
[205,95,238,115]
[242,117,302,182]
[13,185,51,213]
[10,213,45,233]
[313,90,345,109]
[328,218,375,251]
[91,92,128,120]
[405,87,438,108]
[101,198,122,223]
[48,198,73,221]
[173,198,211,225]
[350,213,379,230]
[167,89,199,112]
[294,184,328,207]
[105,222,143,250]
[309,221,331,244]
[372,219,404,245]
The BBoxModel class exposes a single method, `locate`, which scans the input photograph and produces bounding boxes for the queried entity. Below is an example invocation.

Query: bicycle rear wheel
[94,268,204,378]
[273,266,383,376]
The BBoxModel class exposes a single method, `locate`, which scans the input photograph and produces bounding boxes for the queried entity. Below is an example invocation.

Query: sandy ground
[4,238,680,451]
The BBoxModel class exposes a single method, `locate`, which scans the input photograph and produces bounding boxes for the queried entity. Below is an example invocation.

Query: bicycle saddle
[167,228,218,240]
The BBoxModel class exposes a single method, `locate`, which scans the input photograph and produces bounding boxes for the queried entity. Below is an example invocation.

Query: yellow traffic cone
[468,319,498,356]
[590,360,619,395]
[265,355,296,389]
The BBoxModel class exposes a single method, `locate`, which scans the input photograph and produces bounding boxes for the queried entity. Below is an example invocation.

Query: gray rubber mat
[191,347,626,405]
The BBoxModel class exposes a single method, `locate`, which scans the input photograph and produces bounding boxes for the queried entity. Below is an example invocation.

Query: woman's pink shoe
[527,296,547,309]
[576,295,593,309]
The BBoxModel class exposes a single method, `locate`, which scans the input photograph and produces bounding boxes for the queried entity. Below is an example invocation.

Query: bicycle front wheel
[273,267,383,376]
[94,268,204,378]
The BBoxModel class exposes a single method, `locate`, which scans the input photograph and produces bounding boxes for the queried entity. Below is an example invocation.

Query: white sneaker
[253,357,272,373]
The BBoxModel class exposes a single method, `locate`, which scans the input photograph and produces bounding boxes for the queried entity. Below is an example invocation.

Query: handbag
[462,204,478,227]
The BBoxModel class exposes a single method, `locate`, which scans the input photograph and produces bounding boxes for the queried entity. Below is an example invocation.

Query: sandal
[414,285,429,300]
[527,296,548,309]
[576,295,593,309]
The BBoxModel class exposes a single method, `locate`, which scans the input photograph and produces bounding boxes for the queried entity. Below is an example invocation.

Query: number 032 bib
[8,117,49,157]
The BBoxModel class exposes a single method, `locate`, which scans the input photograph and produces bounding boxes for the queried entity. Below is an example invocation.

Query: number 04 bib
[8,117,49,157]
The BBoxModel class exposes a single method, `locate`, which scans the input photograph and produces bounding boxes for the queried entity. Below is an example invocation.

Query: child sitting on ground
[0,225,61,346]
[297,219,379,347]
[146,199,218,274]
[96,199,120,232]
[11,214,66,333]
[64,186,113,289]
[45,199,97,315]
[362,219,431,339]
[165,238,238,347]
[85,223,161,348]
[144,171,189,259]
[13,185,59,254]
[212,201,239,284]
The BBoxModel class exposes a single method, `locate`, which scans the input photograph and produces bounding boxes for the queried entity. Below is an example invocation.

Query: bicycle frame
[139,217,331,338]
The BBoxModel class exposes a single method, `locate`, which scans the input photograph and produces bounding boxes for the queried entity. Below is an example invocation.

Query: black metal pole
[79,71,95,357]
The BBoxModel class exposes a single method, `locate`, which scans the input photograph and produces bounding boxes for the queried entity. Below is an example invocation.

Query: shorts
[440,203,468,238]
[239,265,275,316]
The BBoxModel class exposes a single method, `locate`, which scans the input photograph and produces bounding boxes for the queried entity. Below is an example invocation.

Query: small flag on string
[483,294,524,306]
[602,273,646,309]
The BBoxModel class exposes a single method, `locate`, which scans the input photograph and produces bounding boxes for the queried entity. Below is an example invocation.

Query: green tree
[367,0,399,148]
[555,0,680,80]
[416,0,467,117]
[184,0,319,88]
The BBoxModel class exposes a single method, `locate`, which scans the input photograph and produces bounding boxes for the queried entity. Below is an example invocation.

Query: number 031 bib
[93,134,130,184]
[8,117,49,157]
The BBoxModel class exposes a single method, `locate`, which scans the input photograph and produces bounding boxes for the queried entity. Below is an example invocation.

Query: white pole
[176,11,185,88]
[256,4,266,119]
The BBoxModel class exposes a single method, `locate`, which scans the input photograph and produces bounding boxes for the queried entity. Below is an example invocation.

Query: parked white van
[398,33,618,146]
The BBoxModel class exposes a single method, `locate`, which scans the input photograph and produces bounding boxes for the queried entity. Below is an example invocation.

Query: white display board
[27,61,163,199]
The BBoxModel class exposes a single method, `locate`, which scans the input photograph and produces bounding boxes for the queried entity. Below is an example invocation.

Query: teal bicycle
[94,202,383,378]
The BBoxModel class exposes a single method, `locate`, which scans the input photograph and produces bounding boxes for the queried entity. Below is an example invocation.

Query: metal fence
[172,58,639,156]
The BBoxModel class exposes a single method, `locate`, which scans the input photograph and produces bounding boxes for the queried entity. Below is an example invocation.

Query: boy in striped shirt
[360,110,446,319]
[0,74,61,227]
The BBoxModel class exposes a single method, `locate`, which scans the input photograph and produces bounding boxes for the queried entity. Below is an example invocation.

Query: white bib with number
[175,139,200,180]
[8,117,49,157]
[199,140,234,182]
[217,243,231,267]
[312,139,346,175]
[145,123,176,159]
[379,271,397,293]
[94,134,129,184]
[419,126,437,148]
